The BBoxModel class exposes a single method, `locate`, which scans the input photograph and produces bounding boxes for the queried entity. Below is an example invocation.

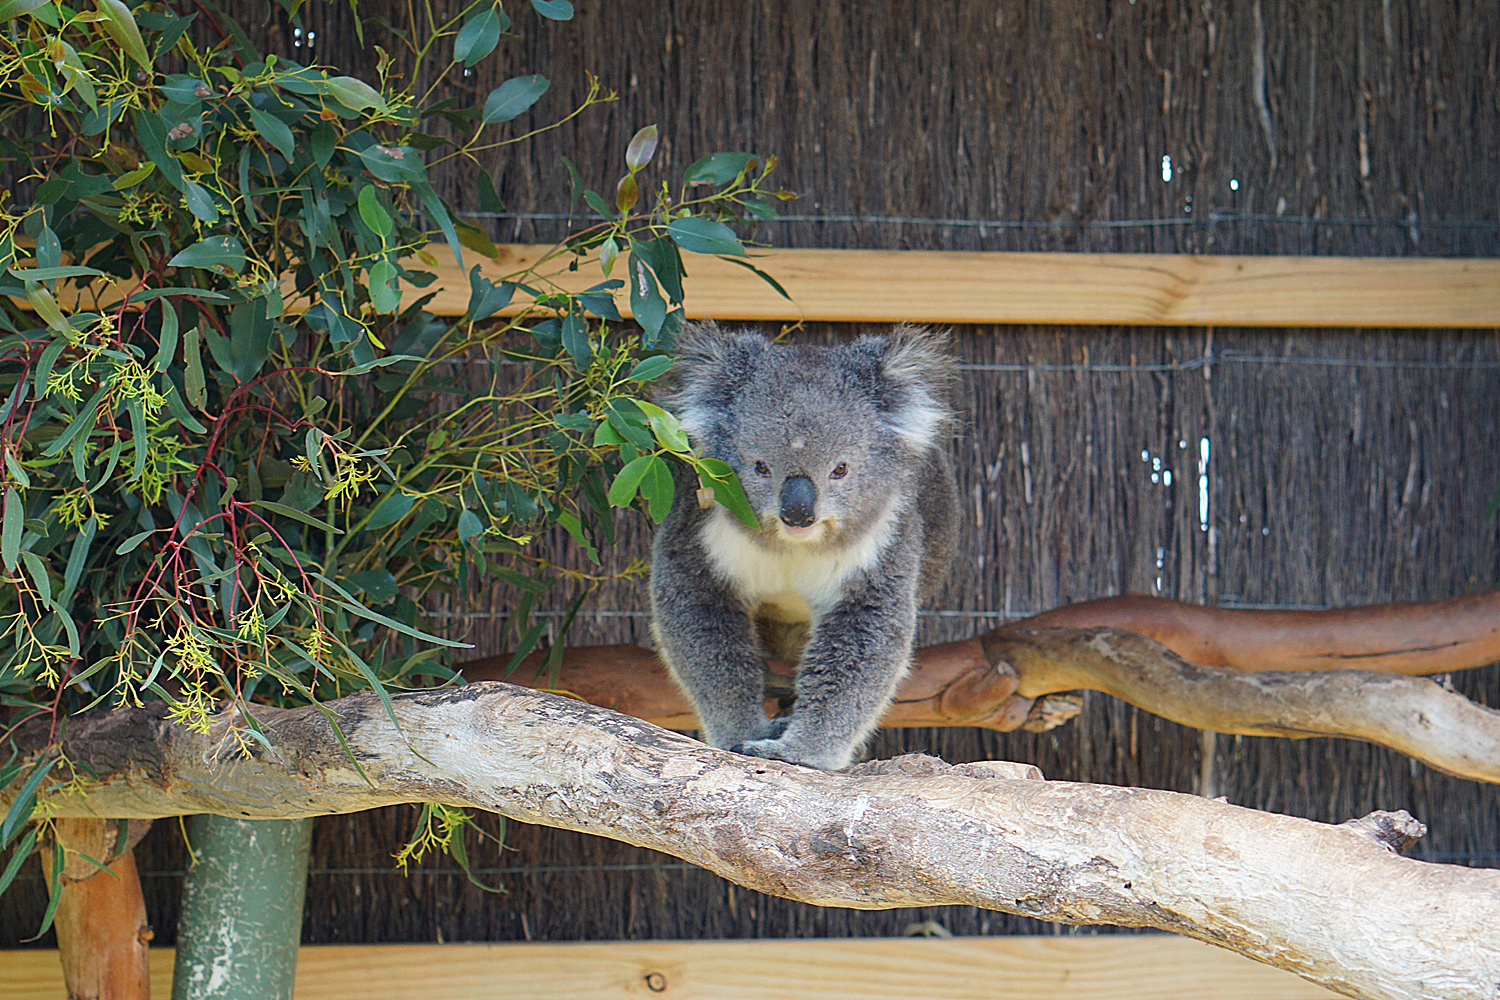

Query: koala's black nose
[779,475,817,527]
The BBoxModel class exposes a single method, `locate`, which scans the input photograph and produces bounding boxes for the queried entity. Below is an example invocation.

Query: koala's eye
[754,461,771,477]
[830,462,848,479]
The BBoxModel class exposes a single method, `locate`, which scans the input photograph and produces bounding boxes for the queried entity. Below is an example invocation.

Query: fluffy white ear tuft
[879,324,956,452]
[661,321,768,442]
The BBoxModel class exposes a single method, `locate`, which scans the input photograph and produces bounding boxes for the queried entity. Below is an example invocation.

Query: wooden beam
[455,245,1500,328]
[34,246,1500,328]
[1,935,1343,999]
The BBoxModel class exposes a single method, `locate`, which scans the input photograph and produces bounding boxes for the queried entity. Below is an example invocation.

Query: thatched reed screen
[4,0,1496,947]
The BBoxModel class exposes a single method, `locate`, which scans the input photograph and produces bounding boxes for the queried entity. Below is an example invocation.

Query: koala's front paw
[730,735,850,771]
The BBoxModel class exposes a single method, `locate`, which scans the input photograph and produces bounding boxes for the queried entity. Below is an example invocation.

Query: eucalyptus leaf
[529,0,573,19]
[324,75,389,114]
[481,75,549,124]
[168,235,246,275]
[249,106,296,160]
[454,6,501,66]
[667,215,746,256]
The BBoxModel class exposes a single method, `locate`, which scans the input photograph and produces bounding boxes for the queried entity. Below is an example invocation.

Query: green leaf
[357,186,394,239]
[1,758,56,846]
[249,106,296,160]
[607,455,655,507]
[615,173,638,214]
[453,5,501,67]
[413,180,461,268]
[560,311,590,369]
[598,236,619,277]
[24,283,68,335]
[1,486,20,572]
[718,255,794,301]
[183,326,206,407]
[59,516,97,605]
[324,76,388,114]
[699,457,757,528]
[626,354,672,382]
[42,385,108,457]
[133,110,185,190]
[364,491,415,531]
[34,226,60,269]
[21,550,52,608]
[336,355,424,376]
[181,180,219,223]
[309,573,470,647]
[453,219,499,258]
[625,124,659,171]
[0,0,49,24]
[8,265,105,281]
[168,235,245,275]
[115,528,156,554]
[529,0,573,19]
[151,302,179,372]
[481,75,549,124]
[160,374,208,433]
[356,144,422,184]
[638,400,690,452]
[627,253,666,342]
[0,828,37,899]
[630,236,684,301]
[583,188,617,221]
[228,297,272,382]
[94,0,151,70]
[667,215,746,257]
[110,163,156,190]
[457,507,483,545]
[555,509,598,563]
[640,455,674,522]
[369,259,400,313]
[465,266,514,322]
[250,500,343,535]
[683,151,755,186]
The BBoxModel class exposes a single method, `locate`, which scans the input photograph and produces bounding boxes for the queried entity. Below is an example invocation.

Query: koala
[649,322,958,770]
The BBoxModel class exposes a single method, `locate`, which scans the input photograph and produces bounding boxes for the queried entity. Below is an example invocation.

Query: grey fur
[649,322,958,769]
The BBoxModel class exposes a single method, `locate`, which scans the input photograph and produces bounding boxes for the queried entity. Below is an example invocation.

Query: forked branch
[6,685,1497,1000]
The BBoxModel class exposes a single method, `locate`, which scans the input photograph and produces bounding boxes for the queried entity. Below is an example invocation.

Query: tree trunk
[171,815,313,1000]
[8,684,1498,1000]
[41,818,153,1000]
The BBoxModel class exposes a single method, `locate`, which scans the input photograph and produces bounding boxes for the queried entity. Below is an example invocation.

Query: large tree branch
[6,684,1498,1000]
[1018,590,1500,674]
[462,592,1500,783]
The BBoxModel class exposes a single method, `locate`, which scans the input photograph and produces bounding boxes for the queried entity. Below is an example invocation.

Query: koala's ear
[873,324,956,452]
[664,321,769,440]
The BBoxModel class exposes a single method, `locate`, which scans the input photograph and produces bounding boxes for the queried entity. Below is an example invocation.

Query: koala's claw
[730,736,846,771]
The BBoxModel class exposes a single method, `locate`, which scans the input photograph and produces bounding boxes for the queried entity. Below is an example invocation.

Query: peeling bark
[6,685,1497,1000]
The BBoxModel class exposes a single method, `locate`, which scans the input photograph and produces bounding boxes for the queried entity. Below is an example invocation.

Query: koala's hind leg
[733,579,918,770]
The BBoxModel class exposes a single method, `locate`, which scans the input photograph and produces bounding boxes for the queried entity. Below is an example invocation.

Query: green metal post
[171,815,314,1000]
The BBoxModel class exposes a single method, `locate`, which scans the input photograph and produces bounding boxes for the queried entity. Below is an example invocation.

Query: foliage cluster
[0,0,791,888]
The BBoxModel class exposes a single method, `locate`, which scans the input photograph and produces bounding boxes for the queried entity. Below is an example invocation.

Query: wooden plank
[455,245,1500,328]
[1,935,1343,999]
[32,246,1500,328]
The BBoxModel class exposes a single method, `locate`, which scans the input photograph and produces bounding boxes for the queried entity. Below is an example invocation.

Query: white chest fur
[698,505,897,622]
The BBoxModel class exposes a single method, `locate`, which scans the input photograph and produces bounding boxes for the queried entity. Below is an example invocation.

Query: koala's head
[664,322,955,548]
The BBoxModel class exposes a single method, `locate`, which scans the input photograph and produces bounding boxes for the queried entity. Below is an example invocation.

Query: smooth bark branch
[1018,590,1500,674]
[6,684,1498,1000]
[463,593,1500,784]
[982,626,1500,784]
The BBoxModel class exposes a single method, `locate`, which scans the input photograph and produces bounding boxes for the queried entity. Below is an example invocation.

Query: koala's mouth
[774,520,828,544]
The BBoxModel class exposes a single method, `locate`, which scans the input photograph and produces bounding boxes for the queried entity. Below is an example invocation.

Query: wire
[466,210,1500,233]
